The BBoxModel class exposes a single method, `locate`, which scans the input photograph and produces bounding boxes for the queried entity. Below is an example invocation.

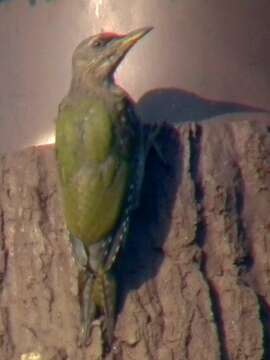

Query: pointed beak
[120,26,153,47]
[96,27,153,78]
[114,26,153,56]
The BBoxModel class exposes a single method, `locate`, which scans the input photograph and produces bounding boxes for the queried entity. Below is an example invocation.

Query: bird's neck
[70,73,125,100]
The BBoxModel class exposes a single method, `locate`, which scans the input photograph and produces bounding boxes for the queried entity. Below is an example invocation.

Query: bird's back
[55,96,134,245]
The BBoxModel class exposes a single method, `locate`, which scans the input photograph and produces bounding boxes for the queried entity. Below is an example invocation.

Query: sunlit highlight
[35,132,55,146]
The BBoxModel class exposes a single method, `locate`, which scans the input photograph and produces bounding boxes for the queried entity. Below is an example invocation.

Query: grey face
[72,34,120,78]
[71,27,153,81]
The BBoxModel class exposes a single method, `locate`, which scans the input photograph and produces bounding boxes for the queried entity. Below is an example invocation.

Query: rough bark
[1,112,270,360]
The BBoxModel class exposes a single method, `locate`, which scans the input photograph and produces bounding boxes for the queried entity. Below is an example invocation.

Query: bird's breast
[56,98,133,244]
[62,155,130,244]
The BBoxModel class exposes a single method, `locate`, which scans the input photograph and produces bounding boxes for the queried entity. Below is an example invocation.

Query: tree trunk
[0,112,270,360]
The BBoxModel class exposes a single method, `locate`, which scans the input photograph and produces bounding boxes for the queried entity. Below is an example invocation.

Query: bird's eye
[92,39,104,48]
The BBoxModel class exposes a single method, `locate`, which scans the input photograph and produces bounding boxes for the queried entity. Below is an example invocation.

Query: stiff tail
[92,271,117,349]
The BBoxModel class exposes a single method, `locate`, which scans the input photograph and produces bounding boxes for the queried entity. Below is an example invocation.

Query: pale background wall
[0,0,269,153]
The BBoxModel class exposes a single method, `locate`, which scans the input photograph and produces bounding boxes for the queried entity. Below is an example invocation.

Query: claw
[70,234,88,269]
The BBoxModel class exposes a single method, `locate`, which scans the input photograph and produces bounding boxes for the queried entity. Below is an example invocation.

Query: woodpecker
[55,27,155,350]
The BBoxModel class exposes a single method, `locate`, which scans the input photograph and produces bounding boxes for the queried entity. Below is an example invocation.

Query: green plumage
[56,97,132,245]
[55,27,153,352]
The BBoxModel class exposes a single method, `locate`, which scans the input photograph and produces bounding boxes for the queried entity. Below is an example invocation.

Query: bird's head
[71,27,153,86]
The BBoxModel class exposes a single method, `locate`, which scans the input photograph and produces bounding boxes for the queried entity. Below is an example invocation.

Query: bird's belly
[62,156,130,245]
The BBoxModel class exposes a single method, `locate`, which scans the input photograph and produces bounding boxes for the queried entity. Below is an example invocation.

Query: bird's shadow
[115,86,268,315]
[136,87,268,125]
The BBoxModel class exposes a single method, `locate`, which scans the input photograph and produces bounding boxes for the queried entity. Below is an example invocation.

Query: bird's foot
[70,234,88,269]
